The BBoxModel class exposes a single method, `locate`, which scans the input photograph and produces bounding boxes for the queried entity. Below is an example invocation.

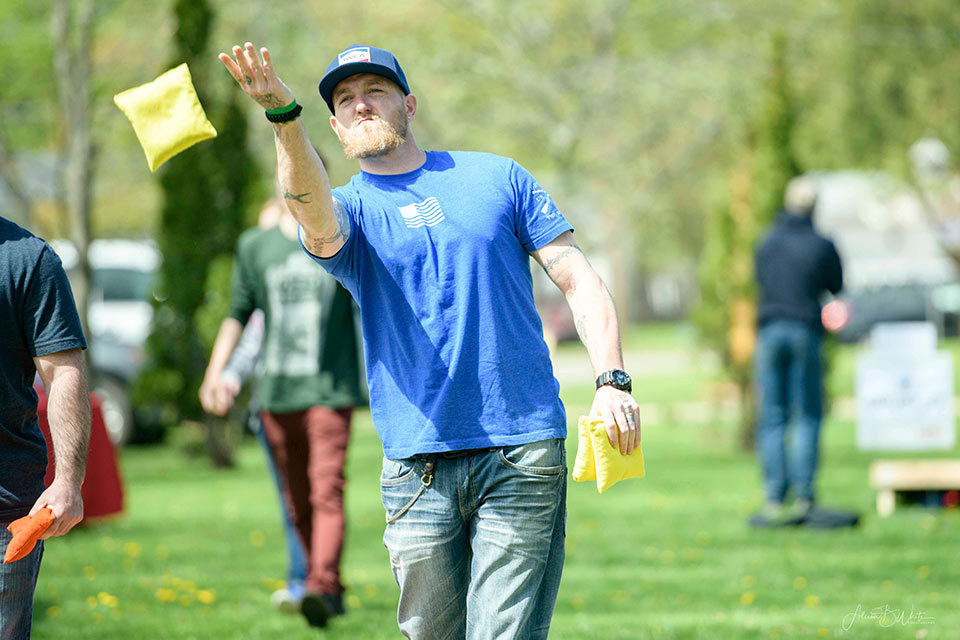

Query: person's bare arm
[31,348,90,538]
[199,317,244,416]
[531,231,640,455]
[218,43,349,257]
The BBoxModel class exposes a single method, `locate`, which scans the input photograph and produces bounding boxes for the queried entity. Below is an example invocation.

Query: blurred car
[50,239,163,445]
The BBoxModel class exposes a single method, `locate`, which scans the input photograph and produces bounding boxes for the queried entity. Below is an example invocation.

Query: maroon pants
[260,406,352,594]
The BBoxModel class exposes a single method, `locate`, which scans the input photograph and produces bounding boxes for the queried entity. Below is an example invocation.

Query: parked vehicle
[50,239,164,445]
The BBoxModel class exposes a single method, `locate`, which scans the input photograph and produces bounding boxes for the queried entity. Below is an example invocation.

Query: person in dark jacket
[751,177,843,526]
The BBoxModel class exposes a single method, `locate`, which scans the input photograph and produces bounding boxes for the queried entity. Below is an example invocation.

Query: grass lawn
[30,332,960,639]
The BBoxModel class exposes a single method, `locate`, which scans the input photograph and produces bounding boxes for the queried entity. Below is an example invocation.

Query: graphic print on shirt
[264,251,335,377]
[397,197,446,228]
[531,186,560,220]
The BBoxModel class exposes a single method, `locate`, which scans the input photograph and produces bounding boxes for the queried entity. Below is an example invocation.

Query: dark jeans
[755,319,823,503]
[260,407,352,594]
[0,525,43,640]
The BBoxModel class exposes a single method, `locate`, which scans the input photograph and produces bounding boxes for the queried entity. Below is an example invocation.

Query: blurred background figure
[198,195,363,626]
[212,200,309,612]
[749,177,856,528]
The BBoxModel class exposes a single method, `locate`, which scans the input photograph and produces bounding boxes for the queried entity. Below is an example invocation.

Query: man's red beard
[337,105,409,159]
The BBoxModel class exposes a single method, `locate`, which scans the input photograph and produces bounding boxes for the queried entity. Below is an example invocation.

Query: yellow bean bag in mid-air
[572,415,645,493]
[113,63,217,172]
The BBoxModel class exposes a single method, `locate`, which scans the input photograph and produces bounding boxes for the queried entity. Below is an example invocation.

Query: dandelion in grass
[83,565,96,580]
[249,530,266,547]
[817,629,829,638]
[805,595,820,607]
[659,550,675,564]
[770,628,781,637]
[156,588,177,603]
[695,530,711,546]
[571,596,586,610]
[347,594,362,609]
[612,590,628,603]
[882,580,893,592]
[917,565,931,580]
[124,542,142,558]
[197,590,216,604]
[740,592,755,605]
[97,592,118,608]
[793,576,807,590]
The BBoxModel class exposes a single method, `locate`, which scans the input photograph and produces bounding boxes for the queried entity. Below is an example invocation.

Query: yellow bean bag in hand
[572,415,645,493]
[113,63,217,172]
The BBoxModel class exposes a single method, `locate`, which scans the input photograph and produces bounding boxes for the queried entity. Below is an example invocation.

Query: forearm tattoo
[542,245,583,276]
[284,189,312,204]
[309,198,351,255]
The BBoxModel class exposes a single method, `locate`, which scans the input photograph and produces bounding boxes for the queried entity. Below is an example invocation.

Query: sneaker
[802,506,860,529]
[270,582,304,614]
[300,590,345,627]
[748,501,805,528]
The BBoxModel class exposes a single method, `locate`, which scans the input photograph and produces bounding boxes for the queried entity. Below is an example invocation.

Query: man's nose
[354,98,372,115]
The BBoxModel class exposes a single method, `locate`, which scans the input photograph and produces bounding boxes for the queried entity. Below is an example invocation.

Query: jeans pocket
[380,456,419,487]
[497,438,564,476]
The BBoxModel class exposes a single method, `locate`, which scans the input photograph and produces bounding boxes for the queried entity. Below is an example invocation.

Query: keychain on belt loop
[421,459,435,487]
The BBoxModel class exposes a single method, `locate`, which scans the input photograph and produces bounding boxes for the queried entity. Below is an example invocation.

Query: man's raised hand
[218,43,294,110]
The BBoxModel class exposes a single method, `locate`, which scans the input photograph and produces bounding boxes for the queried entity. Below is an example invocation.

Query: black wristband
[265,102,302,123]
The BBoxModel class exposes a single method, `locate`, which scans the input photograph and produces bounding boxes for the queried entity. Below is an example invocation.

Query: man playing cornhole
[1,217,91,639]
[219,42,641,637]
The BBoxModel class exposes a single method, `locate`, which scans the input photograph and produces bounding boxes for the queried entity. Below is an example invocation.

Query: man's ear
[330,115,342,138]
[405,94,417,120]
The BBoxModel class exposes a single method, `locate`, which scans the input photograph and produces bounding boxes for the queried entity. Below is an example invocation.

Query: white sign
[856,323,956,450]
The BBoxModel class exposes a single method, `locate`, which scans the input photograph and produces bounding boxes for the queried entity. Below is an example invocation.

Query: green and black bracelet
[265,100,302,123]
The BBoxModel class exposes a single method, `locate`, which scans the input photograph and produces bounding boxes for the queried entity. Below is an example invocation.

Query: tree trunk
[50,0,96,344]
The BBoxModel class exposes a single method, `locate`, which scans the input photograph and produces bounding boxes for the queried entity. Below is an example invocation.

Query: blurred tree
[49,0,97,344]
[133,0,261,466]
[695,32,800,450]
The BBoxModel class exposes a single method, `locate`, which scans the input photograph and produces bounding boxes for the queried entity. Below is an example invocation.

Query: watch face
[612,370,631,386]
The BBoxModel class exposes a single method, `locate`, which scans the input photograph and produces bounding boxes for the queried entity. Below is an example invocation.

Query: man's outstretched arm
[31,348,90,538]
[531,231,640,455]
[218,43,349,257]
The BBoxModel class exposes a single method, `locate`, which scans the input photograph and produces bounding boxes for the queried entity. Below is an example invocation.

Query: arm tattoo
[309,198,352,254]
[573,309,589,344]
[284,189,312,204]
[257,93,287,109]
[541,245,583,275]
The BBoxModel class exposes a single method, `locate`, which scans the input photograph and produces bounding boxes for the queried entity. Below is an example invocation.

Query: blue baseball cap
[318,45,410,113]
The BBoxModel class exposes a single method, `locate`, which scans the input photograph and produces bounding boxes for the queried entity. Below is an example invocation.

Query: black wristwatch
[596,369,632,393]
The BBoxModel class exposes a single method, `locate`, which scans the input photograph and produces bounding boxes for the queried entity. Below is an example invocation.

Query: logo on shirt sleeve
[532,187,560,219]
[397,197,446,228]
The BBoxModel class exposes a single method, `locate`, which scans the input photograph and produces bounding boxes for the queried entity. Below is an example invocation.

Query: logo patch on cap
[338,47,371,66]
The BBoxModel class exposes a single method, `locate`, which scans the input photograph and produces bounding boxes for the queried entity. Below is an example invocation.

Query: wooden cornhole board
[869,460,960,517]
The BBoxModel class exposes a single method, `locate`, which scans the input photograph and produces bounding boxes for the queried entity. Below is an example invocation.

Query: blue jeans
[381,439,566,640]
[755,319,824,503]
[0,524,43,640]
[254,419,308,585]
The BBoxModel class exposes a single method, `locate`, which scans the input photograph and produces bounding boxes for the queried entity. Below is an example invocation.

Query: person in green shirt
[200,198,362,626]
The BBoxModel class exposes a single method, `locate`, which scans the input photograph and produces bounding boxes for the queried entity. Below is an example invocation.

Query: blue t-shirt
[302,151,573,458]
[0,217,87,521]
